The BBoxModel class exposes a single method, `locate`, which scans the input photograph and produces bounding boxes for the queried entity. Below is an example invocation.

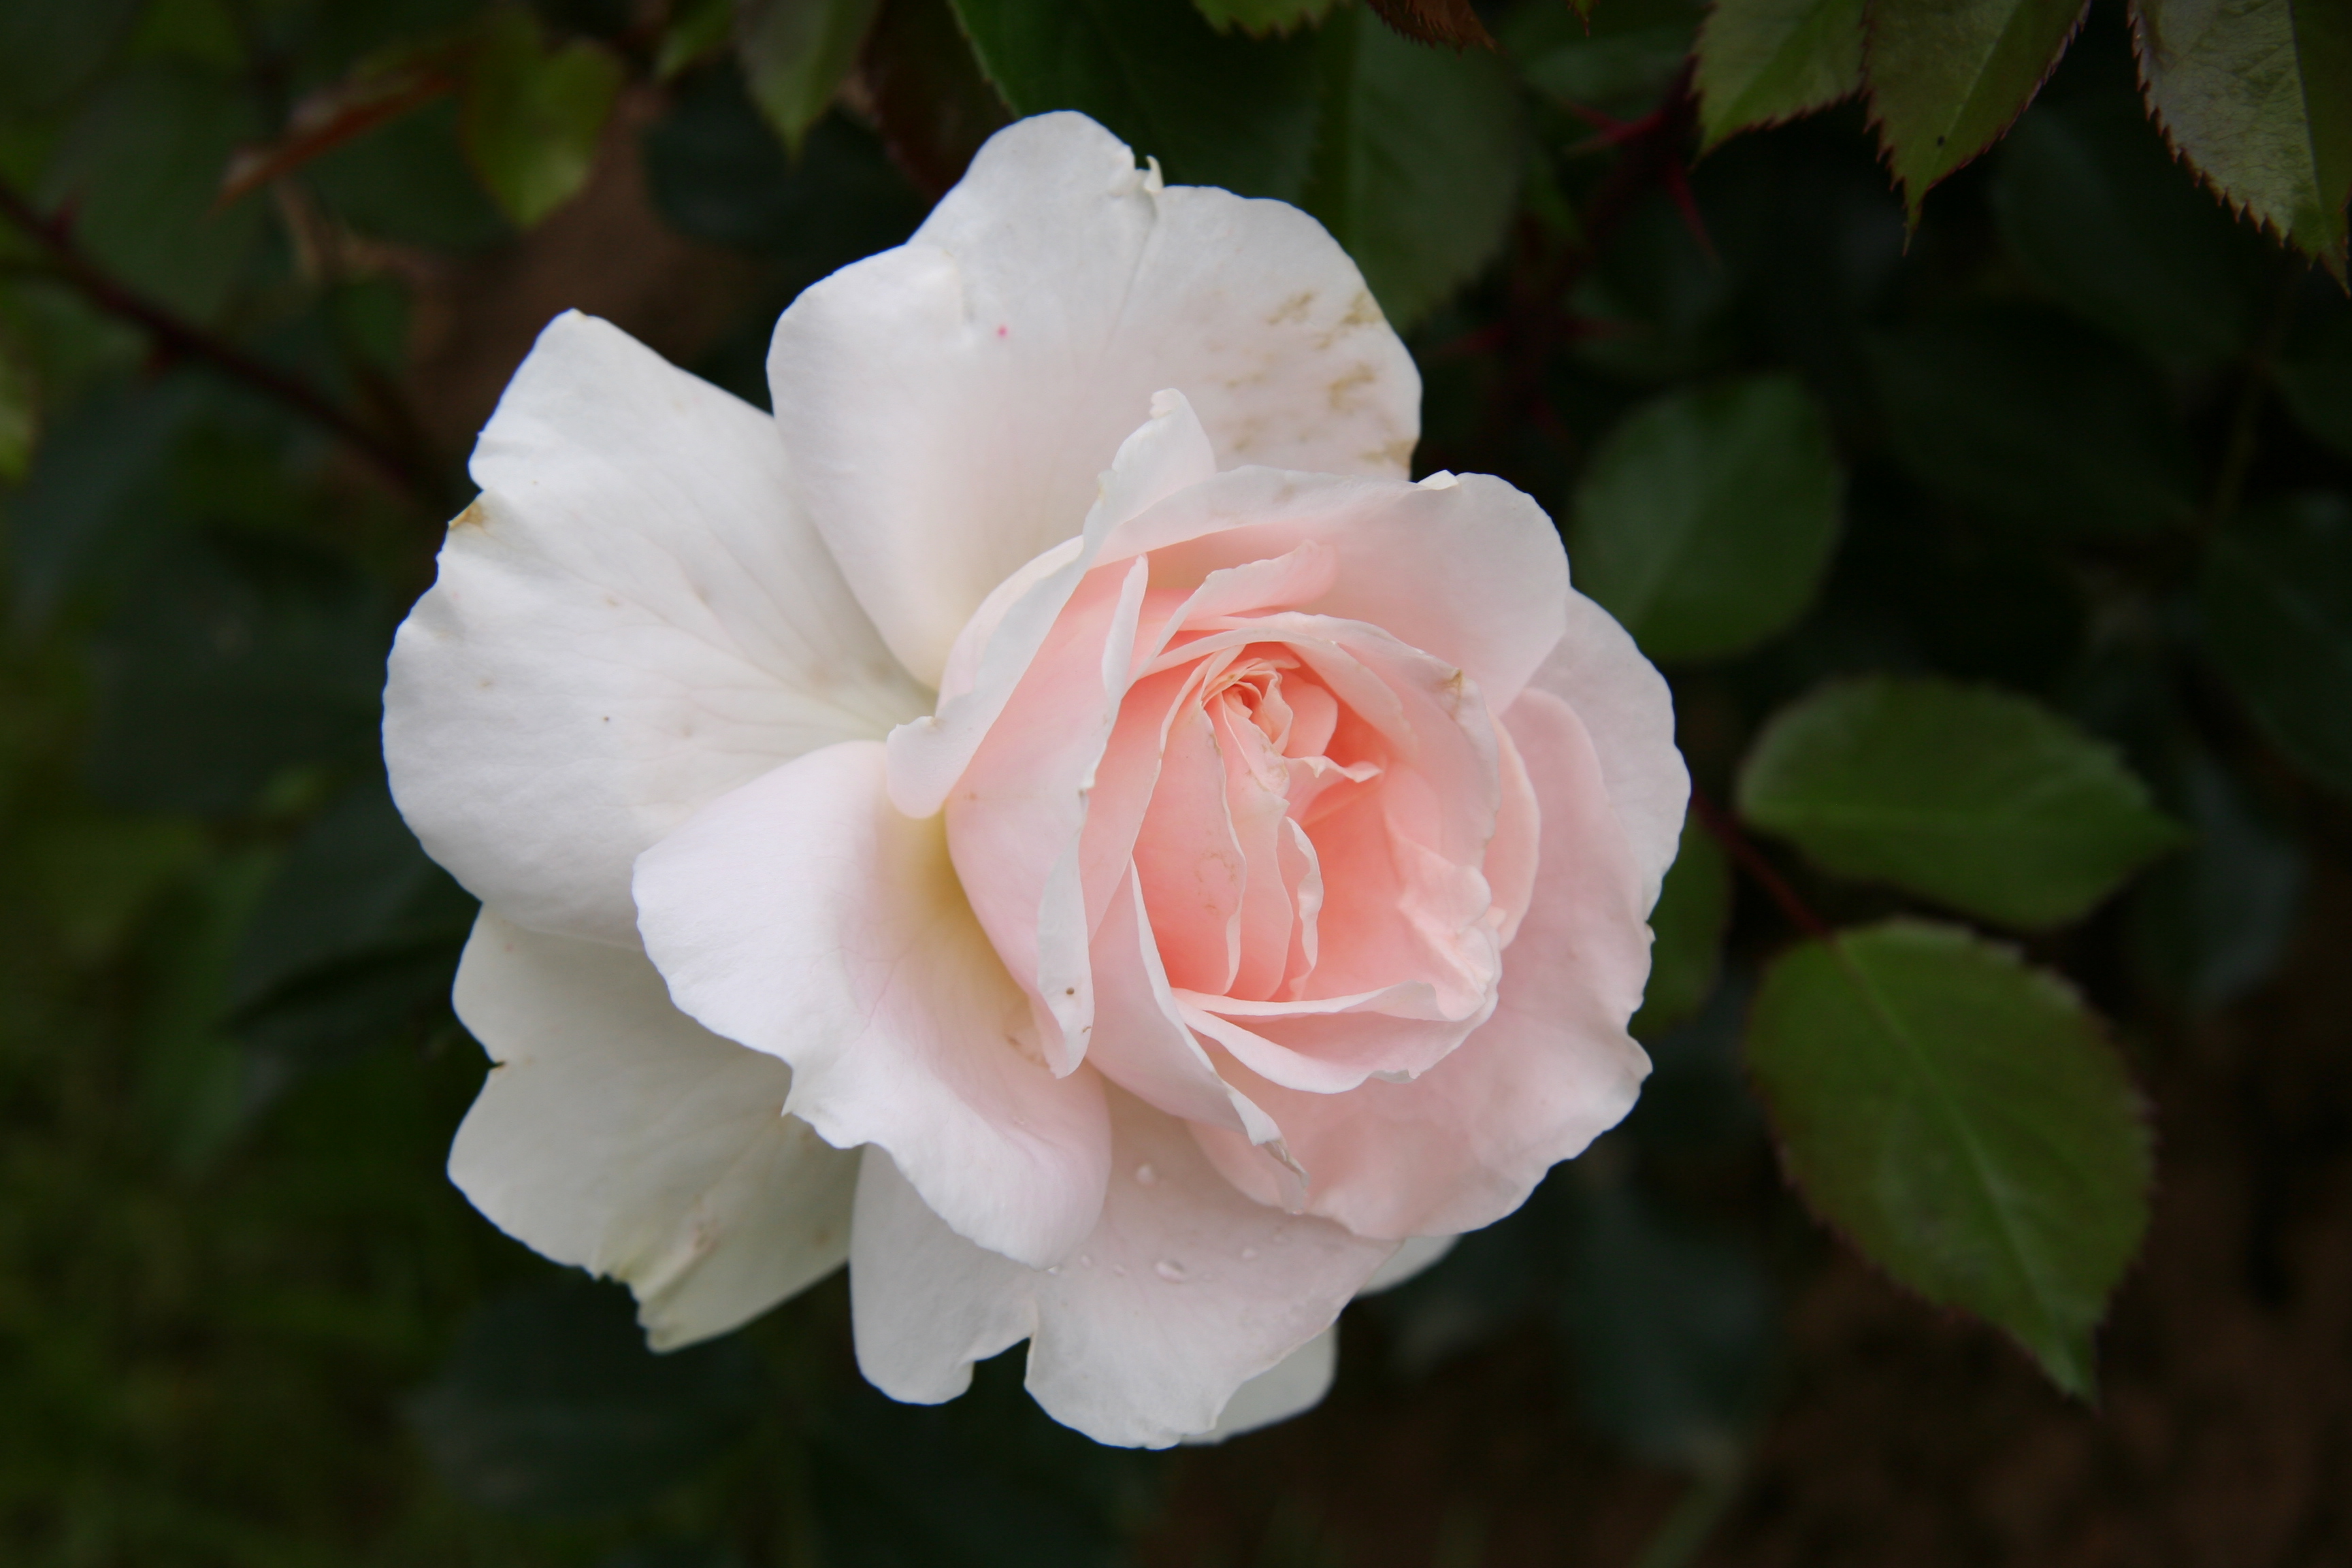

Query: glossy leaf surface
[2134,0,2352,277]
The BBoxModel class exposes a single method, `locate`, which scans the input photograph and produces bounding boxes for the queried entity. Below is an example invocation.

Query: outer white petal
[848,1093,1395,1449]
[385,312,928,947]
[1181,1326,1337,1446]
[1526,587,1690,913]
[448,909,857,1350]
[1360,1234,1458,1294]
[769,111,1420,686]
[632,740,1112,1271]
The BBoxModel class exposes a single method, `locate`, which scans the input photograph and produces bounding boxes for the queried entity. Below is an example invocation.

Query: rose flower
[384,112,1686,1447]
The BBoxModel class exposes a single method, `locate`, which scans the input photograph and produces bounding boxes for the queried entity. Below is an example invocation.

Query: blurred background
[1,0,2348,1563]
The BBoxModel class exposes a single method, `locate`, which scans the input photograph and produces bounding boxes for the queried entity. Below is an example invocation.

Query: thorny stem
[0,175,434,498]
[1688,785,1835,945]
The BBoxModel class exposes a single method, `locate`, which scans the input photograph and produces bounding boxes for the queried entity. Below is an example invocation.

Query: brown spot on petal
[1267,290,1316,326]
[450,499,489,532]
[1327,362,1377,412]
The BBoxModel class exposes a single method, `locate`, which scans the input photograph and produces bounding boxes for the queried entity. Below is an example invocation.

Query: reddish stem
[1688,785,1835,945]
[0,176,430,497]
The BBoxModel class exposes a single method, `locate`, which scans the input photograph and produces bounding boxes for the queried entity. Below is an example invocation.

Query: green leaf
[1991,88,2276,370]
[949,0,1321,197]
[1867,304,2199,537]
[736,0,884,152]
[2200,493,2352,799]
[1631,812,1732,1041]
[1746,919,2151,1396]
[460,8,624,227]
[1865,0,2085,218]
[1735,676,2185,930]
[2133,0,2352,278]
[1567,374,1845,663]
[2275,306,2352,462]
[1299,5,1521,329]
[1194,0,1338,33]
[1693,0,1865,152]
[408,1283,765,1518]
[656,0,733,79]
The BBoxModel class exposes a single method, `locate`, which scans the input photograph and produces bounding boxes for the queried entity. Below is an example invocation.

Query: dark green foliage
[408,1282,766,1517]
[0,0,2345,1559]
[1865,0,2085,218]
[1631,813,1730,1040]
[949,0,1322,198]
[2132,0,2352,278]
[1567,374,1844,662]
[1693,0,1864,151]
[1735,676,2185,930]
[1746,921,2153,1396]
[1992,87,2276,370]
[1867,305,2200,537]
[812,1352,1162,1565]
[2199,493,2352,798]
[1301,6,1520,329]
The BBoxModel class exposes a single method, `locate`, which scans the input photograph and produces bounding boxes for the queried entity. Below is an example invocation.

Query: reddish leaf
[1362,0,1496,50]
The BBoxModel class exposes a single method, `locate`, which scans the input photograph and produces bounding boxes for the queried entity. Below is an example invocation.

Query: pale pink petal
[385,312,926,947]
[1105,469,1567,713]
[1130,697,1247,994]
[1194,687,1652,1239]
[770,112,1418,686]
[848,1092,1395,1448]
[632,741,1111,1270]
[1528,587,1690,912]
[448,911,858,1349]
[1484,721,1541,949]
[1088,871,1285,1147]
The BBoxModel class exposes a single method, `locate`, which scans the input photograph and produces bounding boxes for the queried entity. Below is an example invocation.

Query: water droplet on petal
[1239,1247,1259,1261]
[1154,1259,1188,1282]
[1134,1162,1159,1187]
[1078,1254,1094,1268]
[1112,1263,1127,1277]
